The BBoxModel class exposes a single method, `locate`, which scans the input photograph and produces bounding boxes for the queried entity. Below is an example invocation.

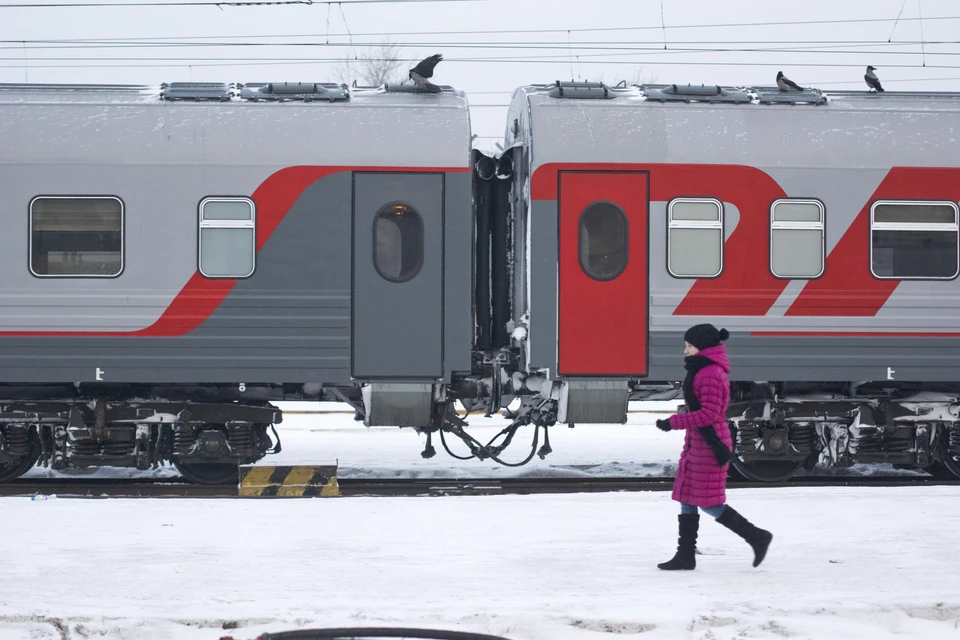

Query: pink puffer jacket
[667,345,732,507]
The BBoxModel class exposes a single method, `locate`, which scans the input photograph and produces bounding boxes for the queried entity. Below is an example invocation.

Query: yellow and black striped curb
[238,465,339,497]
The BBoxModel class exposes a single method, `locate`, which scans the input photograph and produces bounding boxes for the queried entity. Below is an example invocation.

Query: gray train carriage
[487,81,960,480]
[0,81,473,482]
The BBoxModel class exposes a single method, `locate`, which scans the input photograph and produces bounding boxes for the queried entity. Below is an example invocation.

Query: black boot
[657,514,698,570]
[715,506,773,567]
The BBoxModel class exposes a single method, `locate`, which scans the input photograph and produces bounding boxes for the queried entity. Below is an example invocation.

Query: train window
[870,201,959,279]
[199,198,256,278]
[579,202,628,281]
[30,197,123,277]
[770,200,825,278]
[374,203,423,283]
[668,198,723,277]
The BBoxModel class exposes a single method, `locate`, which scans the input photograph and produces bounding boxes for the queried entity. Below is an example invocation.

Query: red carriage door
[558,171,649,376]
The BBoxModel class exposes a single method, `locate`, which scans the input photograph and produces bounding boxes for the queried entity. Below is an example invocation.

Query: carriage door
[558,171,649,376]
[353,173,443,379]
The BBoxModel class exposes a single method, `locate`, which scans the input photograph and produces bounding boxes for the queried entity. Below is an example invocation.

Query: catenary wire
[4,40,960,53]
[0,0,488,7]
[7,59,960,69]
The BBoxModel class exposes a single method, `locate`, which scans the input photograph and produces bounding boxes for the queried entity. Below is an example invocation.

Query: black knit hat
[684,323,729,350]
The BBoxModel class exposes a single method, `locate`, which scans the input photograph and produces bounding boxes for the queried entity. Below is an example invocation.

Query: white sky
[4,0,960,149]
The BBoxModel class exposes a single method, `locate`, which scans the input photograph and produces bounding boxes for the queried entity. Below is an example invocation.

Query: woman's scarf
[682,355,714,411]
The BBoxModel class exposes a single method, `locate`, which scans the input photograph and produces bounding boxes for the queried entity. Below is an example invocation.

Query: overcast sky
[4,0,960,148]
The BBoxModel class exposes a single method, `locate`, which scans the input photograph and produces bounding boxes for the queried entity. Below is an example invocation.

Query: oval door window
[374,203,424,283]
[579,202,628,281]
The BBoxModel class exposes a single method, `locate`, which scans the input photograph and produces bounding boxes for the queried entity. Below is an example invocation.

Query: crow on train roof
[410,53,443,92]
[865,66,885,92]
[776,71,803,92]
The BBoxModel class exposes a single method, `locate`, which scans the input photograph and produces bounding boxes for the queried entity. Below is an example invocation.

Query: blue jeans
[681,503,727,518]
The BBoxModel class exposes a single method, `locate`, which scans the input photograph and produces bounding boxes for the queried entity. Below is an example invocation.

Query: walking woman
[655,324,773,570]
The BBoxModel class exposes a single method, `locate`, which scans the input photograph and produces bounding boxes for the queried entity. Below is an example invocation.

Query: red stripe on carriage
[1,165,467,337]
[785,167,960,317]
[532,162,789,316]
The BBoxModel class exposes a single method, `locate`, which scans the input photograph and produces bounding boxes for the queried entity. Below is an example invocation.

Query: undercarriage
[726,382,960,481]
[2,376,960,484]
[403,366,960,482]
[0,386,283,484]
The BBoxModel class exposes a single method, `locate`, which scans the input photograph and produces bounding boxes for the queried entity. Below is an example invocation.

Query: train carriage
[3,77,960,483]
[0,81,473,482]
[501,81,960,480]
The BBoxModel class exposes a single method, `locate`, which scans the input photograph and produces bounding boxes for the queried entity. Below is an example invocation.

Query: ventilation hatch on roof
[754,87,827,105]
[548,81,615,100]
[642,84,753,104]
[160,82,233,101]
[239,82,348,102]
[383,83,456,94]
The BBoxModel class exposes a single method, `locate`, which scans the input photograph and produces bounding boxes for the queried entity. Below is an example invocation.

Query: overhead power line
[0,0,482,7]
[3,37,957,46]
[6,58,960,70]
[10,46,960,62]
[5,39,960,52]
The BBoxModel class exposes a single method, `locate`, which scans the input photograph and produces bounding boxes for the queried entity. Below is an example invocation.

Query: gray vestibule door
[352,172,444,379]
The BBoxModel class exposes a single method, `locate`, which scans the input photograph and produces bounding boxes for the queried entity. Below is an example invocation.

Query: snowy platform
[1,486,958,639]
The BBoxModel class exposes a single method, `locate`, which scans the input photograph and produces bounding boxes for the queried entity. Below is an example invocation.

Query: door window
[578,202,629,281]
[374,203,424,283]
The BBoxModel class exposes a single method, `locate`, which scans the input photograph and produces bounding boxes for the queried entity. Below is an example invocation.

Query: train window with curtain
[30,196,124,277]
[667,198,723,277]
[870,201,959,279]
[770,199,825,278]
[374,203,423,283]
[199,198,256,278]
[579,202,628,281]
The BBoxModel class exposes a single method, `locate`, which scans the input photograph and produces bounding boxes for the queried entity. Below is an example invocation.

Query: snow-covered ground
[1,486,957,639]
[22,402,927,481]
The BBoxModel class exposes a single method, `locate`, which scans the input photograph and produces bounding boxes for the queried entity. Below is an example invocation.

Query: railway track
[1,475,957,498]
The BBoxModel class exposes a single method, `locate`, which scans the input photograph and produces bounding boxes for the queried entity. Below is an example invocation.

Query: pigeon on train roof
[865,66,885,92]
[776,71,803,91]
[410,53,443,91]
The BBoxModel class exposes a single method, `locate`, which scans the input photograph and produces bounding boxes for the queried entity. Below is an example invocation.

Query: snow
[0,486,958,639]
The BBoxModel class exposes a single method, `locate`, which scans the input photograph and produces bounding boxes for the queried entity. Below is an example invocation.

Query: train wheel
[730,458,803,483]
[0,431,40,483]
[938,451,960,480]
[925,463,956,480]
[173,460,239,485]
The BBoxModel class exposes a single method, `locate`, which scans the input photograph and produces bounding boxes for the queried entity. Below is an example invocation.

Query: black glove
[700,425,733,466]
[655,418,672,432]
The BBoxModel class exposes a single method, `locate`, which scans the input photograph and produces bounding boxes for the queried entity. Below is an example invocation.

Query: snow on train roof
[0,82,471,168]
[506,81,960,170]
[0,81,469,109]
[512,81,960,111]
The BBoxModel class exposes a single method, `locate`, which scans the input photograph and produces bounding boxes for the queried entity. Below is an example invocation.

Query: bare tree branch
[332,41,405,87]
[597,65,659,87]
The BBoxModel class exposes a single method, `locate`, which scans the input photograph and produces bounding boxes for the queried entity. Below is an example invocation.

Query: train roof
[0,81,469,109]
[0,81,471,169]
[506,81,960,170]
[510,81,960,110]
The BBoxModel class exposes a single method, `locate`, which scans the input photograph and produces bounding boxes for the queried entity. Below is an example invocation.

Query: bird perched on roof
[410,53,443,92]
[864,66,884,92]
[776,71,804,91]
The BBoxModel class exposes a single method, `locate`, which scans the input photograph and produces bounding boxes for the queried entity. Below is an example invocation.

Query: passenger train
[0,79,958,483]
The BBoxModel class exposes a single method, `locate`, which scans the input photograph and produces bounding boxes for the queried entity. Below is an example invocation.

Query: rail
[2,475,955,499]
